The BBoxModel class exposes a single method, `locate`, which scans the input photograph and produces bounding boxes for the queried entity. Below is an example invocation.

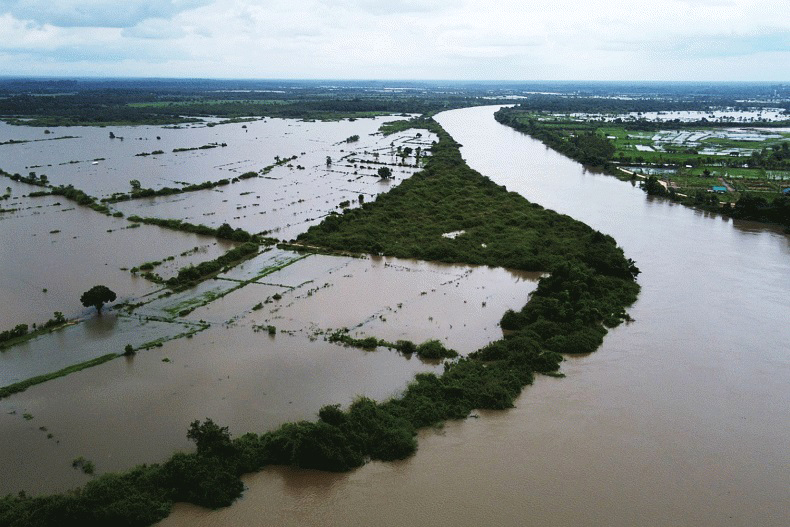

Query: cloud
[318,0,456,15]
[0,0,788,80]
[673,31,790,58]
[122,18,186,39]
[3,0,211,28]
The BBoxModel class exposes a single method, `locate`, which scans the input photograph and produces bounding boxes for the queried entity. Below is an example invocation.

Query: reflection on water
[159,106,790,527]
[0,116,436,324]
[81,312,119,336]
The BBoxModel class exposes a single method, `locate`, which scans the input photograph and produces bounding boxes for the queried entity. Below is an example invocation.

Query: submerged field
[0,113,453,493]
[0,110,640,526]
[0,112,537,495]
[0,115,435,322]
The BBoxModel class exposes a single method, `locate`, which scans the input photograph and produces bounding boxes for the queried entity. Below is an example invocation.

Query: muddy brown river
[159,106,790,526]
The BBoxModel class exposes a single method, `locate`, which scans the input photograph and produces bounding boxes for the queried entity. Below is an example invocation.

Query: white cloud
[3,0,211,28]
[0,0,787,80]
[122,18,186,39]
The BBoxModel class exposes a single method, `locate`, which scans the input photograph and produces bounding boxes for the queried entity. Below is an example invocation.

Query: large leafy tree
[80,285,116,315]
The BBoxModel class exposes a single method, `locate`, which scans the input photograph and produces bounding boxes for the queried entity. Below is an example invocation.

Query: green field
[506,114,790,202]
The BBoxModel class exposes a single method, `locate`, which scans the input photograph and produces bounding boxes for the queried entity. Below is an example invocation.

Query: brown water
[0,181,234,326]
[0,117,435,240]
[160,106,790,527]
[0,113,499,497]
[0,116,433,324]
[0,252,535,494]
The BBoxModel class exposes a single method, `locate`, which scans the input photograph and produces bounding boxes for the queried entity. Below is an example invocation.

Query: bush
[395,340,416,354]
[415,339,457,359]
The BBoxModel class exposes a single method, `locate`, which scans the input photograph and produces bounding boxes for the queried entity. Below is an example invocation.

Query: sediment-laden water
[158,106,789,527]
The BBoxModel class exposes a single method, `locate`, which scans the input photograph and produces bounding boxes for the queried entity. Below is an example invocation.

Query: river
[158,105,790,527]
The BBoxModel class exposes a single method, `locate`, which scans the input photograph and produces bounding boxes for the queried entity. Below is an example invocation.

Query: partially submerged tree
[378,166,393,179]
[80,285,116,315]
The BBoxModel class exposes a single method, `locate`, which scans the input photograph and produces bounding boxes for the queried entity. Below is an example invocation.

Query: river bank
[159,105,789,527]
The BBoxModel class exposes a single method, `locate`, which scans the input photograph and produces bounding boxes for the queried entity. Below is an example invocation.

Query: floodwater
[628,109,788,122]
[562,108,789,123]
[0,113,505,496]
[0,179,235,326]
[0,248,536,494]
[0,115,435,336]
[1,117,435,240]
[160,106,790,526]
[0,117,428,196]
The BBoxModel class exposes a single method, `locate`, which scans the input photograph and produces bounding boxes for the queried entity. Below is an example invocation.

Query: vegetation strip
[163,242,261,289]
[327,330,458,359]
[0,115,640,526]
[103,178,233,203]
[0,313,70,352]
[158,252,309,317]
[0,354,118,400]
[126,216,270,244]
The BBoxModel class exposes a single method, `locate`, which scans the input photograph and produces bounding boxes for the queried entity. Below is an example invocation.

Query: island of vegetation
[0,114,640,526]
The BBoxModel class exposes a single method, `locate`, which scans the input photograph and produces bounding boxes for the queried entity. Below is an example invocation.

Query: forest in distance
[0,78,788,526]
[1,78,789,126]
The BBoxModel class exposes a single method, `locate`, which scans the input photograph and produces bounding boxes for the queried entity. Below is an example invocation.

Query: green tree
[187,418,235,457]
[80,285,117,315]
[642,176,667,196]
[378,166,392,179]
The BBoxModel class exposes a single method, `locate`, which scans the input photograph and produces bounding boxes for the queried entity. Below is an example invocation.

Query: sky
[0,0,788,81]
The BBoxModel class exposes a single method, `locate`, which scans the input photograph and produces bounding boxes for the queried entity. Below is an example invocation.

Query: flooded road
[160,106,790,526]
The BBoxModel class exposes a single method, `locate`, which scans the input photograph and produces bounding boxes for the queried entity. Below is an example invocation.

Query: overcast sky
[1,0,788,80]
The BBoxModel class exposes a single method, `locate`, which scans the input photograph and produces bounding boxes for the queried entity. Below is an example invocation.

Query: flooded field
[0,111,535,496]
[626,108,789,122]
[158,106,789,527]
[1,117,434,240]
[0,114,435,368]
[0,250,538,495]
[0,179,234,326]
[0,116,438,378]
